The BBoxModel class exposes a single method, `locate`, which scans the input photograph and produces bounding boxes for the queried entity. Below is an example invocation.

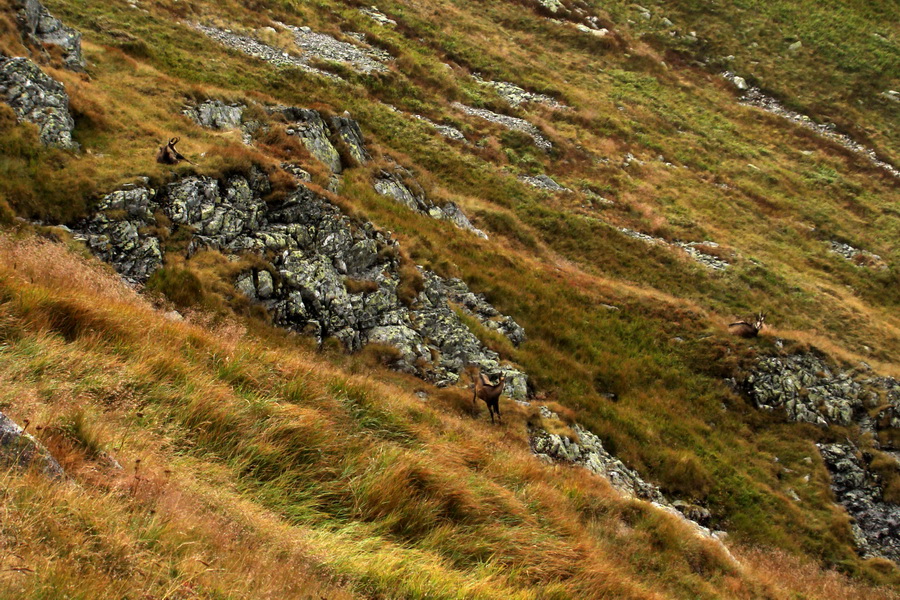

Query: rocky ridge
[519,174,570,192]
[278,22,391,74]
[0,56,77,149]
[740,352,900,561]
[618,227,731,270]
[722,72,900,179]
[190,23,342,82]
[531,406,731,554]
[452,102,553,151]
[359,6,396,28]
[829,240,887,270]
[15,0,84,71]
[472,74,567,109]
[74,169,528,399]
[373,166,487,238]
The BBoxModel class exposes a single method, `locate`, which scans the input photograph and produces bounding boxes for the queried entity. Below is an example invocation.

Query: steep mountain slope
[1,0,899,597]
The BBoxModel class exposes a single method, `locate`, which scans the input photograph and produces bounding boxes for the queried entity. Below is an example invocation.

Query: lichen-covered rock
[473,74,566,109]
[275,106,343,172]
[330,113,371,165]
[519,174,570,192]
[0,411,64,478]
[16,0,85,71]
[374,167,487,238]
[281,23,391,74]
[741,354,873,427]
[183,100,244,130]
[0,57,77,149]
[819,443,900,563]
[76,171,527,396]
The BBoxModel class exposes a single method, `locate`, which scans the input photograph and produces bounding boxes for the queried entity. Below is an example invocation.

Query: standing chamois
[728,312,766,338]
[472,368,506,425]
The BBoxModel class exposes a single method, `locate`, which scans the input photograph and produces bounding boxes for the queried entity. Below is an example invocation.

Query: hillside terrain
[0,0,899,598]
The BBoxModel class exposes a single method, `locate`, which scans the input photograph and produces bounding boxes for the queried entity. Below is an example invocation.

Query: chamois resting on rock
[156,137,194,165]
[728,312,766,338]
[472,368,506,425]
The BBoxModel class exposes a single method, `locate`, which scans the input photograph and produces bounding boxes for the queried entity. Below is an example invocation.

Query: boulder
[0,411,64,478]
[0,57,77,149]
[16,0,85,71]
[184,100,244,130]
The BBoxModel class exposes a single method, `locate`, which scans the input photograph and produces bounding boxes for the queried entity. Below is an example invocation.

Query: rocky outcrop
[412,114,466,141]
[740,353,900,561]
[74,171,528,398]
[473,74,567,109]
[280,22,391,74]
[359,6,396,27]
[722,72,900,179]
[819,443,900,562]
[0,411,64,478]
[274,106,343,172]
[329,113,370,165]
[519,174,570,192]
[829,241,887,270]
[741,353,874,427]
[273,106,371,173]
[0,57,77,149]
[183,100,244,131]
[452,102,552,151]
[531,406,727,547]
[374,167,487,238]
[15,0,85,71]
[618,228,731,270]
[190,23,342,82]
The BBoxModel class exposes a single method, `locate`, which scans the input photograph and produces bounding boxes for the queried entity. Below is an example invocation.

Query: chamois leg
[472,387,479,417]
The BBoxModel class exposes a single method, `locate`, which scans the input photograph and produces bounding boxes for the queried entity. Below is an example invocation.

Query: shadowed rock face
[741,353,900,561]
[16,0,85,71]
[0,411,64,479]
[373,167,487,238]
[0,57,77,149]
[819,444,900,563]
[74,170,528,398]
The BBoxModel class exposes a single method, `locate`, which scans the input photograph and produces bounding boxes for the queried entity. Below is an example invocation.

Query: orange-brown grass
[4,231,895,599]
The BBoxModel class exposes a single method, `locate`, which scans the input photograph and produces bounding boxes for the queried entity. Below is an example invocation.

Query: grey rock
[16,0,85,71]
[819,444,900,562]
[359,6,396,27]
[275,106,343,173]
[183,100,244,130]
[721,72,899,179]
[190,23,342,81]
[452,102,552,151]
[75,171,526,395]
[519,174,570,192]
[280,21,391,74]
[0,411,64,478]
[330,113,370,165]
[473,73,566,109]
[374,167,487,238]
[0,57,77,149]
[412,114,466,141]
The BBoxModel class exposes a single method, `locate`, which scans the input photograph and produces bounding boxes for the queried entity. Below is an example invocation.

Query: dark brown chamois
[156,137,195,165]
[728,312,766,338]
[472,369,506,425]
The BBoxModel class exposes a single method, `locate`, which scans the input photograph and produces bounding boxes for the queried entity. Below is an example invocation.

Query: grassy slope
[0,0,899,596]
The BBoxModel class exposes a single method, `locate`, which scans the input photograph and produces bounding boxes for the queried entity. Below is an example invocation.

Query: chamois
[156,137,195,165]
[728,312,766,338]
[472,369,506,425]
